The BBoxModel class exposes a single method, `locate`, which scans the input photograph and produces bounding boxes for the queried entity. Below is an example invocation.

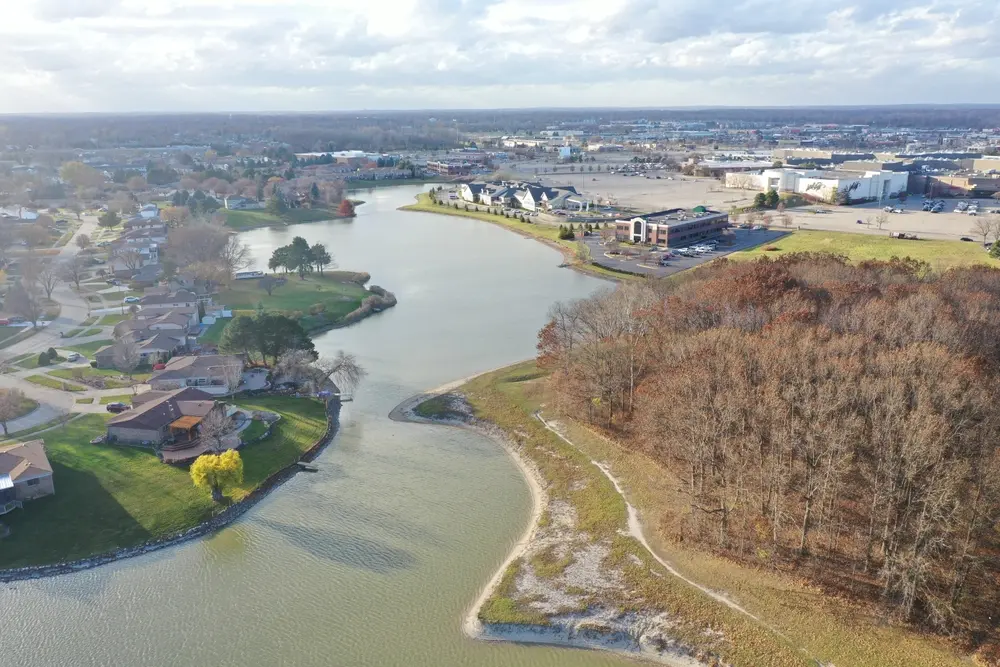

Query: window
[26,478,40,487]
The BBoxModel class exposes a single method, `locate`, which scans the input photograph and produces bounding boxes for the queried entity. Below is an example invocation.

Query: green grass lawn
[1,414,77,441]
[239,420,268,443]
[75,397,95,405]
[14,353,64,370]
[81,328,103,337]
[26,374,86,392]
[217,274,369,329]
[0,391,38,419]
[199,317,231,344]
[221,207,338,230]
[99,394,133,405]
[48,367,151,389]
[67,339,114,358]
[0,328,35,350]
[98,313,130,326]
[730,230,1000,271]
[0,326,28,343]
[0,397,328,569]
[401,192,569,245]
[80,316,99,327]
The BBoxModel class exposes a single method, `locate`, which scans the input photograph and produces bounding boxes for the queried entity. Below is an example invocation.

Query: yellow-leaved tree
[190,450,243,503]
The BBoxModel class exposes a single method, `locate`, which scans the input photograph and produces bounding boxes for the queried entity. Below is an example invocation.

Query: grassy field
[75,397,95,405]
[217,274,369,331]
[199,317,231,344]
[455,363,809,665]
[15,353,64,370]
[26,375,86,392]
[81,327,103,337]
[0,328,35,350]
[98,313,130,325]
[455,362,969,667]
[347,177,439,189]
[0,391,38,420]
[47,367,151,389]
[0,397,328,569]
[221,207,341,230]
[401,193,625,281]
[0,326,28,344]
[99,394,133,405]
[730,230,1000,271]
[66,339,114,358]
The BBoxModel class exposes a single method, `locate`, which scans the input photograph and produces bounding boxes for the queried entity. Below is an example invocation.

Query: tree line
[538,253,1000,641]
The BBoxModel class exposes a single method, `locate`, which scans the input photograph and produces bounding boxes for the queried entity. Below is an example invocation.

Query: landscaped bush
[37,352,49,367]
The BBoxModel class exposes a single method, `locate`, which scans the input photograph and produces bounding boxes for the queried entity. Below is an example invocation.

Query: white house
[726,168,908,202]
[224,196,262,210]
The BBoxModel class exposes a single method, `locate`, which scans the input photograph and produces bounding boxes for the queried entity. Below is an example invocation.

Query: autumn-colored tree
[337,199,356,217]
[190,449,243,502]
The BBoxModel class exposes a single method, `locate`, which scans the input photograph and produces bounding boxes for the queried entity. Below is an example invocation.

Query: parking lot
[583,228,789,278]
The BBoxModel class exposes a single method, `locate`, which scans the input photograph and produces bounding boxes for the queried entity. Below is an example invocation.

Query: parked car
[105,402,131,414]
[66,353,82,362]
[122,296,140,304]
[960,237,975,242]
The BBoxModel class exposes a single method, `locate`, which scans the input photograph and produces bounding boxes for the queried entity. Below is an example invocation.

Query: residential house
[107,387,221,446]
[0,440,54,513]
[224,196,262,210]
[94,331,188,369]
[138,203,160,220]
[123,216,163,232]
[113,311,192,340]
[138,291,204,325]
[459,183,487,203]
[149,355,244,395]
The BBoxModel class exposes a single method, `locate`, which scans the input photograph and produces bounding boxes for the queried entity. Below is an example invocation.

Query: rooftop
[631,207,725,227]
[0,440,52,482]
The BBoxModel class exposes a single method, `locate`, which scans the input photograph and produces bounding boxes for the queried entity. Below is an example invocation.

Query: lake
[1,185,627,667]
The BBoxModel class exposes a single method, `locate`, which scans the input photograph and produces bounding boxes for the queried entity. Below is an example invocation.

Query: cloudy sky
[1,0,998,113]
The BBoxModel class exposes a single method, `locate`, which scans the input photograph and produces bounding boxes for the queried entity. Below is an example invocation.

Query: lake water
[1,186,626,667]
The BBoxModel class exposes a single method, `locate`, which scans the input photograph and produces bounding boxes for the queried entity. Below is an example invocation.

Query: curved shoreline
[0,400,343,583]
[389,380,702,666]
[388,377,547,642]
[398,196,619,283]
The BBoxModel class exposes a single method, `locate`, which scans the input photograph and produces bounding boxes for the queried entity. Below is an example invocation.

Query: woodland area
[538,253,1000,646]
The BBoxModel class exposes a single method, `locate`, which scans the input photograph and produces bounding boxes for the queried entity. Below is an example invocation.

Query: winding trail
[534,413,819,662]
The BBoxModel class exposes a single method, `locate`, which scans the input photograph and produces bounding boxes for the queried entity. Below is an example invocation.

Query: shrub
[308,303,326,316]
[46,347,57,359]
[765,245,780,251]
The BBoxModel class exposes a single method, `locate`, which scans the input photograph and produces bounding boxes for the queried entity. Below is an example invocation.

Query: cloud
[34,0,121,20]
[2,0,1000,112]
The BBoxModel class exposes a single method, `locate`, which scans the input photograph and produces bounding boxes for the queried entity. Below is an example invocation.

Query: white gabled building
[726,168,909,202]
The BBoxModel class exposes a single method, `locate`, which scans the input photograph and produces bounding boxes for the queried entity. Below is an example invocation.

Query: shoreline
[389,377,703,666]
[398,195,621,283]
[0,400,343,583]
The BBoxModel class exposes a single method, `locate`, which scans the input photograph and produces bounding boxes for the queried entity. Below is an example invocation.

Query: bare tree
[198,408,232,454]
[217,357,244,399]
[873,212,890,230]
[6,279,43,326]
[112,337,142,394]
[314,351,367,397]
[218,234,252,279]
[970,215,993,245]
[58,256,88,290]
[258,275,282,296]
[75,233,91,250]
[37,262,61,299]
[112,248,144,273]
[0,388,27,435]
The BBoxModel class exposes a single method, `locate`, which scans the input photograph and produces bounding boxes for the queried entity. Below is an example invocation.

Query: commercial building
[615,208,729,247]
[726,168,908,202]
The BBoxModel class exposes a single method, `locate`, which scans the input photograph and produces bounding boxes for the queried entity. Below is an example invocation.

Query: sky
[0,0,998,113]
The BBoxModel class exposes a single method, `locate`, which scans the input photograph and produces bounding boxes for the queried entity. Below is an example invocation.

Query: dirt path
[534,412,815,661]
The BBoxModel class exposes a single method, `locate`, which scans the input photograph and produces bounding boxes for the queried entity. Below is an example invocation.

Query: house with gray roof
[107,387,221,447]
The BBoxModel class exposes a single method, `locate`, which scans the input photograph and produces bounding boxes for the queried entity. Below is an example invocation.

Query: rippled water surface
[2,186,630,667]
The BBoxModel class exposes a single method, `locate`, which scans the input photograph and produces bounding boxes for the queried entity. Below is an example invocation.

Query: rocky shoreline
[389,383,706,667]
[0,399,343,583]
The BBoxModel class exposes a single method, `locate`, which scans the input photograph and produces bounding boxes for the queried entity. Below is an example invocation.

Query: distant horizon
[2,1,999,114]
[3,102,1000,118]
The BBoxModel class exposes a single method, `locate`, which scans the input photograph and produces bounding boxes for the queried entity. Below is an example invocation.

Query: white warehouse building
[726,168,909,202]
